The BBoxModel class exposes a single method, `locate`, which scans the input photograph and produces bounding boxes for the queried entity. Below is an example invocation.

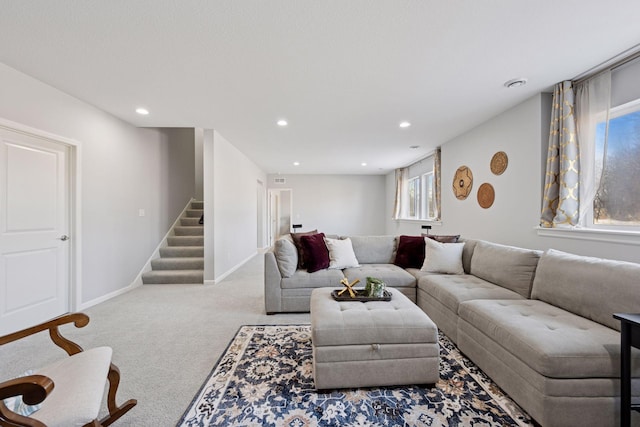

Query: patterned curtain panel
[540,81,579,227]
[392,167,408,219]
[433,147,442,220]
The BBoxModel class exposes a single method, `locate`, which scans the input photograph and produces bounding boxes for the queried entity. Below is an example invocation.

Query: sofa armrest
[264,251,283,314]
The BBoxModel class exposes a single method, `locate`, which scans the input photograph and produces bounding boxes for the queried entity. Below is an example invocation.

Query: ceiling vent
[274,177,286,184]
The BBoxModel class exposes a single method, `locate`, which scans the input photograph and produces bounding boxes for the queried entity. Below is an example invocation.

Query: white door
[0,127,70,335]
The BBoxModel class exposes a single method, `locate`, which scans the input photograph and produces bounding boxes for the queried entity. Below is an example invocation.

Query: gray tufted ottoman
[310,287,439,390]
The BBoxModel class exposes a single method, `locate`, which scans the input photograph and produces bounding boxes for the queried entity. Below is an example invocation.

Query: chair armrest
[0,375,52,427]
[0,374,54,405]
[0,313,89,356]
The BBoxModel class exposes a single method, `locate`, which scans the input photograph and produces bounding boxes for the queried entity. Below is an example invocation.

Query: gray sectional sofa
[265,235,416,314]
[264,234,640,426]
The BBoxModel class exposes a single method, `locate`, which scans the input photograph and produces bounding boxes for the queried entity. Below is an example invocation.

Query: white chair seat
[31,346,113,427]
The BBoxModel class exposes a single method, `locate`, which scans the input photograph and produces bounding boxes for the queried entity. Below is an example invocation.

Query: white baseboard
[129,198,196,288]
[82,199,196,309]
[78,282,139,310]
[212,252,258,284]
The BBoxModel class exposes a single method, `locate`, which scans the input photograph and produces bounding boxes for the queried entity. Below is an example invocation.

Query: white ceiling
[1,1,639,175]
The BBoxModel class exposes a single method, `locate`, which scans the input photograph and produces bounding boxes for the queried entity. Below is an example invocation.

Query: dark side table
[613,313,640,427]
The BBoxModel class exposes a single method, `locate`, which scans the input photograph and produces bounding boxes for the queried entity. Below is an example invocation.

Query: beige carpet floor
[0,253,309,426]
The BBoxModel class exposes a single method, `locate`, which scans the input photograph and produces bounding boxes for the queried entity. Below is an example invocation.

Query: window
[407,176,421,218]
[593,99,640,228]
[400,156,437,220]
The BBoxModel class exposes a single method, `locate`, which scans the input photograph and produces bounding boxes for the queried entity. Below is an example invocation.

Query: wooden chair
[0,313,136,426]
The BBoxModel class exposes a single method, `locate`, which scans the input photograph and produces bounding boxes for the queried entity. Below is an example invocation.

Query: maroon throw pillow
[291,229,318,268]
[394,235,426,269]
[300,233,329,273]
[423,234,461,244]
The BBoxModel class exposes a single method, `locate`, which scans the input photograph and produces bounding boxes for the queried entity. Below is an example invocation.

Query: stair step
[174,225,203,236]
[142,201,206,286]
[185,209,204,218]
[142,270,204,285]
[151,257,204,270]
[180,217,201,226]
[167,236,204,246]
[159,246,204,257]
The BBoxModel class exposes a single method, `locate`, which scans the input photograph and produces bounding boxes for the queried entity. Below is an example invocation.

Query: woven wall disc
[477,183,495,209]
[490,151,508,175]
[452,166,473,200]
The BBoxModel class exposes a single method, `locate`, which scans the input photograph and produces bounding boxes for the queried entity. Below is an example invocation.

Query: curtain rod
[402,147,438,169]
[573,43,640,85]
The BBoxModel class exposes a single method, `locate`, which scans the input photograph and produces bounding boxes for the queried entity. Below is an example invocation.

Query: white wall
[162,127,196,214]
[267,174,386,236]
[386,93,640,263]
[203,130,215,284]
[194,127,204,200]
[206,131,266,282]
[0,63,194,304]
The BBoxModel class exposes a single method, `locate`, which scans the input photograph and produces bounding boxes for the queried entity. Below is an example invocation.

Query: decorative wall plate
[453,166,473,200]
[477,183,495,209]
[490,151,508,175]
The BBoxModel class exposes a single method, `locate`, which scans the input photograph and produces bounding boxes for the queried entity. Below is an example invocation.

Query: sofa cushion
[418,274,524,314]
[300,233,330,273]
[458,299,640,378]
[281,268,345,289]
[274,236,298,278]
[394,235,425,269]
[470,240,540,298]
[421,238,464,274]
[343,264,416,288]
[324,237,360,269]
[531,249,640,331]
[348,235,397,264]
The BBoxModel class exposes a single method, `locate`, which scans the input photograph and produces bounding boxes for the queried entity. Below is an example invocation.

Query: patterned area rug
[178,325,533,426]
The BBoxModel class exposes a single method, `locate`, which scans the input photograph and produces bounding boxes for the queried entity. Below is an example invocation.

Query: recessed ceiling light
[293,161,300,166]
[504,78,528,88]
[136,107,149,115]
[361,162,367,167]
[409,145,420,149]
[399,121,411,128]
[277,119,288,126]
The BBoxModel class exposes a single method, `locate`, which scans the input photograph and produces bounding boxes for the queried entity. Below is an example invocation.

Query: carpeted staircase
[142,201,204,284]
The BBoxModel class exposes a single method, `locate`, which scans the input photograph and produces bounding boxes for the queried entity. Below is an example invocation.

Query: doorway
[257,180,265,249]
[0,119,78,335]
[267,188,292,246]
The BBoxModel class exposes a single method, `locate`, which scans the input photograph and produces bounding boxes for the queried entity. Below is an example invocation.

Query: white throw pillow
[421,237,465,274]
[324,237,360,269]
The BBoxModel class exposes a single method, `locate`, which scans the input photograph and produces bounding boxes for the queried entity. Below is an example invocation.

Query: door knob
[59,235,69,241]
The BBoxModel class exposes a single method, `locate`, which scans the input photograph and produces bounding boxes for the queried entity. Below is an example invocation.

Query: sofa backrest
[459,238,478,274]
[347,235,397,264]
[531,249,640,331]
[470,240,541,298]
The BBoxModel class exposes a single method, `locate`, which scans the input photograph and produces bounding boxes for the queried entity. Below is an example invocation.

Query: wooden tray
[331,289,392,302]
